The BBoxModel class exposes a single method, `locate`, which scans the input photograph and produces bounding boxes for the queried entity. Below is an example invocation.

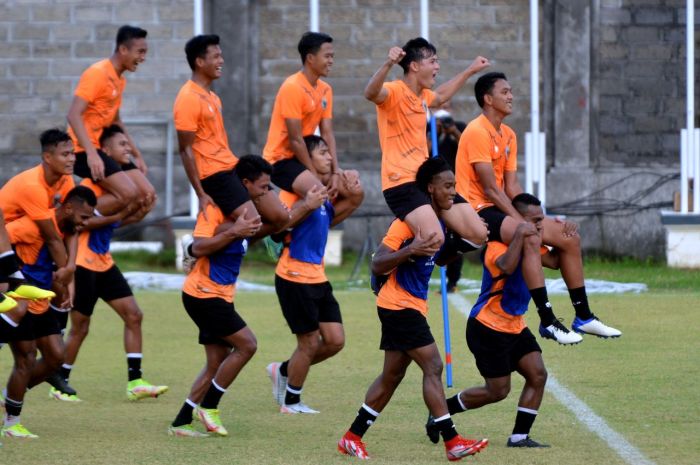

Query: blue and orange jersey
[76,179,117,272]
[275,191,334,284]
[376,219,443,316]
[6,214,60,314]
[469,241,546,334]
[0,164,75,223]
[182,205,248,303]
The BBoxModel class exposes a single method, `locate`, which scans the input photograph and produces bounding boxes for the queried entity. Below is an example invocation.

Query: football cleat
[49,387,81,403]
[168,424,209,438]
[266,362,287,406]
[181,234,196,274]
[126,378,169,401]
[280,402,319,414]
[1,423,38,439]
[5,284,55,301]
[337,432,370,460]
[507,436,550,448]
[572,316,621,338]
[445,435,488,461]
[425,414,440,444]
[539,319,583,345]
[0,293,18,313]
[46,372,77,396]
[195,407,228,436]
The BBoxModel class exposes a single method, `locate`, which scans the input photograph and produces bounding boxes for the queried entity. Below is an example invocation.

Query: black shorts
[271,158,307,193]
[0,315,18,343]
[274,275,342,334]
[478,206,507,243]
[383,182,467,221]
[73,265,133,317]
[200,169,251,217]
[182,292,247,346]
[121,161,138,171]
[74,150,124,181]
[377,307,435,352]
[52,305,70,333]
[466,318,541,379]
[13,308,63,341]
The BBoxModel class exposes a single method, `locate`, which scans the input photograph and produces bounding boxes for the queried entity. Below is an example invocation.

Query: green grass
[1,288,698,464]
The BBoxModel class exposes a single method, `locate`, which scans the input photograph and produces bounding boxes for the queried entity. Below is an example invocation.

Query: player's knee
[531,367,548,389]
[15,351,36,372]
[324,336,345,356]
[236,331,257,361]
[488,384,510,402]
[424,357,444,379]
[523,233,541,252]
[125,307,143,328]
[298,333,321,355]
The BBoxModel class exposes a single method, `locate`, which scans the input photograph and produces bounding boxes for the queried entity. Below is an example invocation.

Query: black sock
[512,407,537,435]
[446,393,466,415]
[284,383,302,405]
[434,414,458,442]
[200,381,226,409]
[0,252,19,282]
[279,360,289,377]
[530,287,555,327]
[568,286,593,320]
[172,400,196,427]
[60,364,72,382]
[4,397,23,417]
[349,404,378,438]
[127,355,142,381]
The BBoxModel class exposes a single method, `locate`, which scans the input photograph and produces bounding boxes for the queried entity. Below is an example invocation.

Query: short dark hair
[64,186,97,208]
[474,72,507,108]
[99,124,125,148]
[416,157,452,194]
[303,135,327,155]
[40,128,71,152]
[185,34,220,71]
[235,155,273,183]
[512,193,541,214]
[115,25,147,51]
[398,37,437,74]
[298,32,333,64]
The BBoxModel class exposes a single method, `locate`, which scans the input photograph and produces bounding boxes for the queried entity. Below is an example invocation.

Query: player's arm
[330,170,363,226]
[364,47,405,105]
[473,162,523,220]
[286,185,327,229]
[504,170,523,200]
[177,130,214,217]
[114,112,147,174]
[319,118,339,174]
[495,223,536,274]
[67,95,105,180]
[192,209,261,256]
[432,56,490,108]
[285,118,317,176]
[371,231,441,275]
[35,219,69,270]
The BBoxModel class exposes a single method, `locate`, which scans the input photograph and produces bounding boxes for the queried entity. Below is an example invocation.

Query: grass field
[1,282,698,464]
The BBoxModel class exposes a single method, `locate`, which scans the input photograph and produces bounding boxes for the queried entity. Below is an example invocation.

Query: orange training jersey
[0,164,75,223]
[275,190,334,284]
[6,214,61,314]
[68,59,126,152]
[376,80,436,191]
[376,220,439,316]
[455,113,517,211]
[173,80,238,179]
[263,71,333,164]
[469,241,547,334]
[182,205,248,303]
[76,180,115,272]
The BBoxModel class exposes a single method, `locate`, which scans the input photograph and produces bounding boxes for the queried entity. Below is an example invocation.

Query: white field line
[445,292,657,465]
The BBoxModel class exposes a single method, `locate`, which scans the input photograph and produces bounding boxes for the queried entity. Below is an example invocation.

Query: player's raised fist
[388,47,406,65]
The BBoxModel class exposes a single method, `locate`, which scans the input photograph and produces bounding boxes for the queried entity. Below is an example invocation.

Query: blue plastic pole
[430,115,453,388]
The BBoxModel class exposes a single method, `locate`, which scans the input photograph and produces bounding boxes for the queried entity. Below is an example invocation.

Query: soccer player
[2,186,96,438]
[175,34,288,247]
[364,38,489,255]
[59,125,167,402]
[66,25,151,216]
[263,32,362,207]
[455,72,621,343]
[427,193,555,448]
[337,157,488,461]
[168,155,269,438]
[266,135,362,414]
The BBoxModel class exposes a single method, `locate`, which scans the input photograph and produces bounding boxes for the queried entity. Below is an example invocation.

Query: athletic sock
[530,287,555,327]
[284,383,302,405]
[60,363,72,382]
[446,392,467,415]
[127,353,142,381]
[433,413,458,442]
[200,380,226,409]
[349,403,379,438]
[279,360,289,377]
[512,406,538,436]
[4,397,23,422]
[172,398,197,427]
[568,286,594,320]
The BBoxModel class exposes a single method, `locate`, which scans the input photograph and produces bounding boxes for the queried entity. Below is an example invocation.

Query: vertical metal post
[165,121,174,217]
[310,0,319,32]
